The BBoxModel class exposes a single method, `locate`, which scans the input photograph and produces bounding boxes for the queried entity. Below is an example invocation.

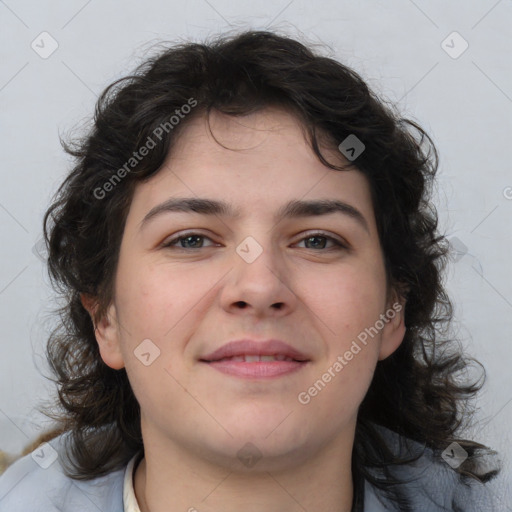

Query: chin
[200,433,316,473]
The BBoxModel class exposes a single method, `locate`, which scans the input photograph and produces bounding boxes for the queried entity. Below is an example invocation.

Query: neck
[134,426,356,512]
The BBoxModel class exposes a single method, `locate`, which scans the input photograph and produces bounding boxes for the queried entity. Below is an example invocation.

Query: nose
[219,238,298,318]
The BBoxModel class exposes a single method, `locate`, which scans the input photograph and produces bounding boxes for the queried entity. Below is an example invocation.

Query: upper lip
[200,339,310,362]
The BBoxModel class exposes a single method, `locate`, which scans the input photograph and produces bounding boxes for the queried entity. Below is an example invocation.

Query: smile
[202,356,309,379]
[200,339,311,379]
[214,354,297,362]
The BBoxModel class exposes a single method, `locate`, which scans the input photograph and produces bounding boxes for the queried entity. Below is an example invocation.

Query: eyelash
[161,231,348,251]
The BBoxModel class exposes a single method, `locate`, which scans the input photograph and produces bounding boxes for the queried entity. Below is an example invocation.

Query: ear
[377,290,407,361]
[80,293,125,370]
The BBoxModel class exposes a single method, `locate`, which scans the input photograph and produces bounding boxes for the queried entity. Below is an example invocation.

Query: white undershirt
[123,452,143,512]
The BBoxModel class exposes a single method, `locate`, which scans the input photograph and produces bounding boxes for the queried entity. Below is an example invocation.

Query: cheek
[115,262,195,335]
[115,273,169,339]
[310,264,387,338]
[113,265,189,410]
[114,261,218,373]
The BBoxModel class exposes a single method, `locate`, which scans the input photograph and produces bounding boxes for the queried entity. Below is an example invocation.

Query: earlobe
[80,293,125,370]
[377,294,407,361]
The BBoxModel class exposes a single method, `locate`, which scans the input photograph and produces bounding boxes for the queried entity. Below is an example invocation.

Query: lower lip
[203,360,308,378]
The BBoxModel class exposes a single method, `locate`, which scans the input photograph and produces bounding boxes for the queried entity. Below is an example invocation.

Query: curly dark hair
[41,29,499,510]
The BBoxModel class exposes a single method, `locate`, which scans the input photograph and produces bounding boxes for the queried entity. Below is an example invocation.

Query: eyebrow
[139,197,369,234]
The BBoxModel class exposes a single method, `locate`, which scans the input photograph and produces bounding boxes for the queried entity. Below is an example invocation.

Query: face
[86,108,406,471]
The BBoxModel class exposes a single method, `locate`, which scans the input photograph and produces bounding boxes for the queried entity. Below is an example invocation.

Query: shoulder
[0,433,125,512]
[364,424,510,511]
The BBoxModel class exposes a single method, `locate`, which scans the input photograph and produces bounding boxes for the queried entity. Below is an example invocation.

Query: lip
[200,339,310,379]
[200,339,310,362]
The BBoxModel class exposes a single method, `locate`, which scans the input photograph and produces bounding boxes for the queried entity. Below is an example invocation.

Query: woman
[0,29,504,511]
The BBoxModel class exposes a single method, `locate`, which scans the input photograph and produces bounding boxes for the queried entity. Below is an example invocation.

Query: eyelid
[294,230,350,249]
[161,230,218,248]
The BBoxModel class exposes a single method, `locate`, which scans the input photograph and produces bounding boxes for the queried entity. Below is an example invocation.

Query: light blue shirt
[0,428,509,511]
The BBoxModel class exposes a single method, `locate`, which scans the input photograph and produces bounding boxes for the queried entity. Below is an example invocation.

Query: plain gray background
[0,0,511,495]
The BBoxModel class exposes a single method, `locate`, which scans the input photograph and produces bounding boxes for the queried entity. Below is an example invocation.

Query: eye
[295,232,348,251]
[162,232,216,249]
[161,231,348,251]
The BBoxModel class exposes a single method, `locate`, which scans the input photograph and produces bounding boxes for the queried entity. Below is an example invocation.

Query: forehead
[172,107,335,162]
[126,108,376,232]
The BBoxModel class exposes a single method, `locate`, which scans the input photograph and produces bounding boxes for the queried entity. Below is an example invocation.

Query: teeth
[218,354,295,362]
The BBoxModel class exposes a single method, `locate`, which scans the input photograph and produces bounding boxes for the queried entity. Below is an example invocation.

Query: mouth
[208,354,299,362]
[199,339,311,379]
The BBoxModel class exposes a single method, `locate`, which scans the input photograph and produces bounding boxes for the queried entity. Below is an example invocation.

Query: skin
[82,107,406,512]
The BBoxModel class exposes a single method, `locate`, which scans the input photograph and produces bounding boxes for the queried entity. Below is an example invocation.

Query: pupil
[307,236,325,249]
[184,236,202,247]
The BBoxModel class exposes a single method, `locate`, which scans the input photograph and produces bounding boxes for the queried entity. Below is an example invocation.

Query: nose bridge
[222,231,296,313]
[234,233,283,287]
